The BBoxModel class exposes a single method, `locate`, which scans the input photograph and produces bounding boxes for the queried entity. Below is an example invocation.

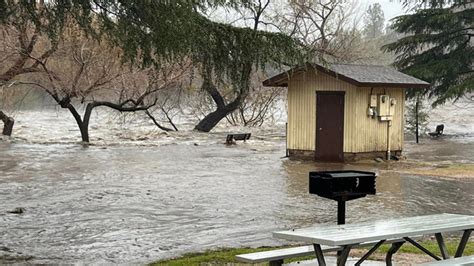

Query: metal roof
[262,63,430,88]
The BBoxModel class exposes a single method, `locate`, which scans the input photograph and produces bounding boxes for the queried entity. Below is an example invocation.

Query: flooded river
[0,108,473,264]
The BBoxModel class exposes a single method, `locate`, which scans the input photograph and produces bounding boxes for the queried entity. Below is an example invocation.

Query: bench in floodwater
[428,124,444,137]
[226,133,251,144]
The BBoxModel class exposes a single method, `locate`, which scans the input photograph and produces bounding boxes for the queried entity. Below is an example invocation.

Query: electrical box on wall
[369,95,377,107]
[389,98,397,116]
[377,95,390,116]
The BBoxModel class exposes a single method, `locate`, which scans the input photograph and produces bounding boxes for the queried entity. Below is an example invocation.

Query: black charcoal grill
[309,170,376,224]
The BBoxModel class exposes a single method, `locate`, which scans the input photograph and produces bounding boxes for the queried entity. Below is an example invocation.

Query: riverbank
[152,239,474,265]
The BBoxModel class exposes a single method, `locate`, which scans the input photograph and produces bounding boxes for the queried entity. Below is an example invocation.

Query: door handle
[319,128,323,131]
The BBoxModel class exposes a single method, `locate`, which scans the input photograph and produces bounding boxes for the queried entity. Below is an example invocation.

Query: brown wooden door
[315,92,345,161]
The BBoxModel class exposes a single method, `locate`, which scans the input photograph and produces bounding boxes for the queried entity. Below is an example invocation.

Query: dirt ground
[392,162,474,180]
[351,250,432,265]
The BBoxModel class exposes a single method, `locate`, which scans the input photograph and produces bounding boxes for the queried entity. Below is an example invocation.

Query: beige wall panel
[287,70,351,151]
[348,87,404,153]
[286,70,405,153]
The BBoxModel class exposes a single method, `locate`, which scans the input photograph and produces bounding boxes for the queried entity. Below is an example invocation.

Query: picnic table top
[273,213,474,246]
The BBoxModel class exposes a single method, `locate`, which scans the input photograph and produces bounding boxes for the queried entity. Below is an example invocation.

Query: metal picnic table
[273,213,474,266]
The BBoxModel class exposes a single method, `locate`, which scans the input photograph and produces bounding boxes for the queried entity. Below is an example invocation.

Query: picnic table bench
[226,133,251,144]
[236,238,407,266]
[272,213,474,266]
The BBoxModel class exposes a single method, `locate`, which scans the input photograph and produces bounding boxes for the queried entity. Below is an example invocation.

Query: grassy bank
[152,240,474,266]
[396,162,474,179]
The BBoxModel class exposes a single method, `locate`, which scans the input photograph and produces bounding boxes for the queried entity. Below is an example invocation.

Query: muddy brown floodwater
[1,139,473,264]
[1,108,474,264]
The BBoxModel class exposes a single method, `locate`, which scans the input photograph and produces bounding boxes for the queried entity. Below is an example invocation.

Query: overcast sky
[213,0,408,30]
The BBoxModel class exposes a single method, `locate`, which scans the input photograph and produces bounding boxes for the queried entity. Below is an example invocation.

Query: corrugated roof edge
[262,62,431,89]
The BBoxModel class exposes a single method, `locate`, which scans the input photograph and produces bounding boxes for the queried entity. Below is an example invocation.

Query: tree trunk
[194,85,244,132]
[145,110,175,132]
[415,97,419,144]
[78,121,90,143]
[195,107,236,132]
[66,104,90,142]
[0,110,15,136]
[194,65,250,132]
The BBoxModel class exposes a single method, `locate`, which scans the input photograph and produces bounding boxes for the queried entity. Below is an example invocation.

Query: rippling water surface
[0,109,473,264]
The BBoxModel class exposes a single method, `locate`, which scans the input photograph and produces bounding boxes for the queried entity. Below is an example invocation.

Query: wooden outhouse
[263,63,430,161]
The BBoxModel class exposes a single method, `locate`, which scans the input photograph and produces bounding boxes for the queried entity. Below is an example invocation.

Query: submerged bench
[428,124,444,137]
[226,133,251,144]
[236,238,407,266]
[420,255,474,265]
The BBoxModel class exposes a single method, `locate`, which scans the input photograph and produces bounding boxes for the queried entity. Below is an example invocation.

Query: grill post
[336,200,346,264]
[337,200,346,225]
[309,170,377,266]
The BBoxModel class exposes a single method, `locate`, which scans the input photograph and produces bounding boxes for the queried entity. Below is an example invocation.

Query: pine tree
[384,2,473,106]
[363,3,385,39]
[405,96,429,141]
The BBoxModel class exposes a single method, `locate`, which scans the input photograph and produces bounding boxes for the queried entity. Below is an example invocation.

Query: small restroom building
[263,63,430,161]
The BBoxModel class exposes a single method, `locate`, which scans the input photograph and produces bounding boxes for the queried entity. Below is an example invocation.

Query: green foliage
[0,1,305,90]
[384,5,473,106]
[405,97,430,136]
[1,0,94,43]
[400,0,469,8]
[1,1,306,133]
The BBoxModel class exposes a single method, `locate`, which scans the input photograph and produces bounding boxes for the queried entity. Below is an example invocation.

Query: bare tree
[227,71,284,127]
[193,0,273,132]
[0,18,55,136]
[272,0,369,63]
[22,25,190,143]
[145,79,190,132]
[0,90,15,136]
